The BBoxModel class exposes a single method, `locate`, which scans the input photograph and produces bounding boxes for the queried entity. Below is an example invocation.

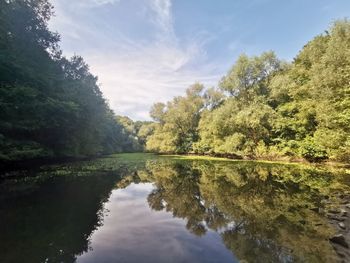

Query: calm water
[0,154,349,263]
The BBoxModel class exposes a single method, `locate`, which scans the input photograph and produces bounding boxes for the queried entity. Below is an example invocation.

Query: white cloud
[149,0,173,36]
[50,0,221,120]
[88,43,221,120]
[68,0,120,8]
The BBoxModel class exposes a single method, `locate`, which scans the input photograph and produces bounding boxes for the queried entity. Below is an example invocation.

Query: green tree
[147,83,205,153]
[0,0,131,161]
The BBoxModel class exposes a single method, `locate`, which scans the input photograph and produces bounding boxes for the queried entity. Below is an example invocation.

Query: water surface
[0,154,348,262]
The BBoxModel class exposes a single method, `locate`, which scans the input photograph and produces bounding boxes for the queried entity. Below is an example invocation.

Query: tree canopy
[145,20,350,163]
[0,0,139,161]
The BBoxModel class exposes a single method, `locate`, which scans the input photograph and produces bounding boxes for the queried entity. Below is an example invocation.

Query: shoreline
[160,153,350,169]
[2,152,349,173]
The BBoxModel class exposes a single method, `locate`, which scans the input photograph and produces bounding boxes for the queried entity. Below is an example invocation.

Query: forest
[0,0,143,162]
[1,0,349,163]
[143,20,350,163]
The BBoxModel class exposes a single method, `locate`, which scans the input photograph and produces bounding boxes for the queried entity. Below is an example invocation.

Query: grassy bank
[157,153,350,171]
[110,153,350,173]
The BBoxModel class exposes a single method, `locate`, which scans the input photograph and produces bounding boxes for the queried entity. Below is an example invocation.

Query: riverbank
[161,153,350,170]
[2,152,349,178]
[322,192,350,259]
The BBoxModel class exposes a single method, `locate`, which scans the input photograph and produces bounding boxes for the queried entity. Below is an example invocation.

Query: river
[0,154,349,262]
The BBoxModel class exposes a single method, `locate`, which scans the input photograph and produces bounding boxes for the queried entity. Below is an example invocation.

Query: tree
[145,20,350,162]
[195,53,281,157]
[146,83,205,153]
[0,0,131,161]
[220,51,281,99]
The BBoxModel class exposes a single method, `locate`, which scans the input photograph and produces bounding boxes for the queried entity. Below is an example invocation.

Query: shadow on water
[0,155,349,262]
[0,164,123,263]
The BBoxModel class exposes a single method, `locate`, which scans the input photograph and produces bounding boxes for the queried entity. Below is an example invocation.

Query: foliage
[146,83,205,153]
[0,0,138,161]
[145,20,350,163]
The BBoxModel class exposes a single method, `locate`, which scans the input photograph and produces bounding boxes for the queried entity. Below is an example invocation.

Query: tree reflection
[140,160,347,262]
[2,157,347,263]
[0,173,121,263]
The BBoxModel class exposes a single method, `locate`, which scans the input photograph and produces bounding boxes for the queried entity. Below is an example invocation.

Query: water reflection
[0,157,348,263]
[119,160,348,262]
[0,174,120,263]
[77,183,235,263]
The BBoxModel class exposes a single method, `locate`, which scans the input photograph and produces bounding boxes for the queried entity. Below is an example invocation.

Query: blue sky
[49,0,350,120]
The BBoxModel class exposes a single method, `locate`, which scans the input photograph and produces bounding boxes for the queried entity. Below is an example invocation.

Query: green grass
[109,152,159,161]
[159,153,312,167]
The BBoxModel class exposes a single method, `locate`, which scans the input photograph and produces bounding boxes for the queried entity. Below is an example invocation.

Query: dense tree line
[144,20,350,162]
[0,0,139,161]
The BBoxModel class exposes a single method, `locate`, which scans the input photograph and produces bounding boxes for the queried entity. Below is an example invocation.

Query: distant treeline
[140,20,350,163]
[0,0,142,162]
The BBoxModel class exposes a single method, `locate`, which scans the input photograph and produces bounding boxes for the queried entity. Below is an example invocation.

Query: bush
[299,137,328,162]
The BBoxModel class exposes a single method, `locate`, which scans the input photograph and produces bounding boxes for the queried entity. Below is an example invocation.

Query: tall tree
[0,0,132,161]
[147,83,205,153]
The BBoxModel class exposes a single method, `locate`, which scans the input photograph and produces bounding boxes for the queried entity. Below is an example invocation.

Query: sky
[49,0,350,120]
